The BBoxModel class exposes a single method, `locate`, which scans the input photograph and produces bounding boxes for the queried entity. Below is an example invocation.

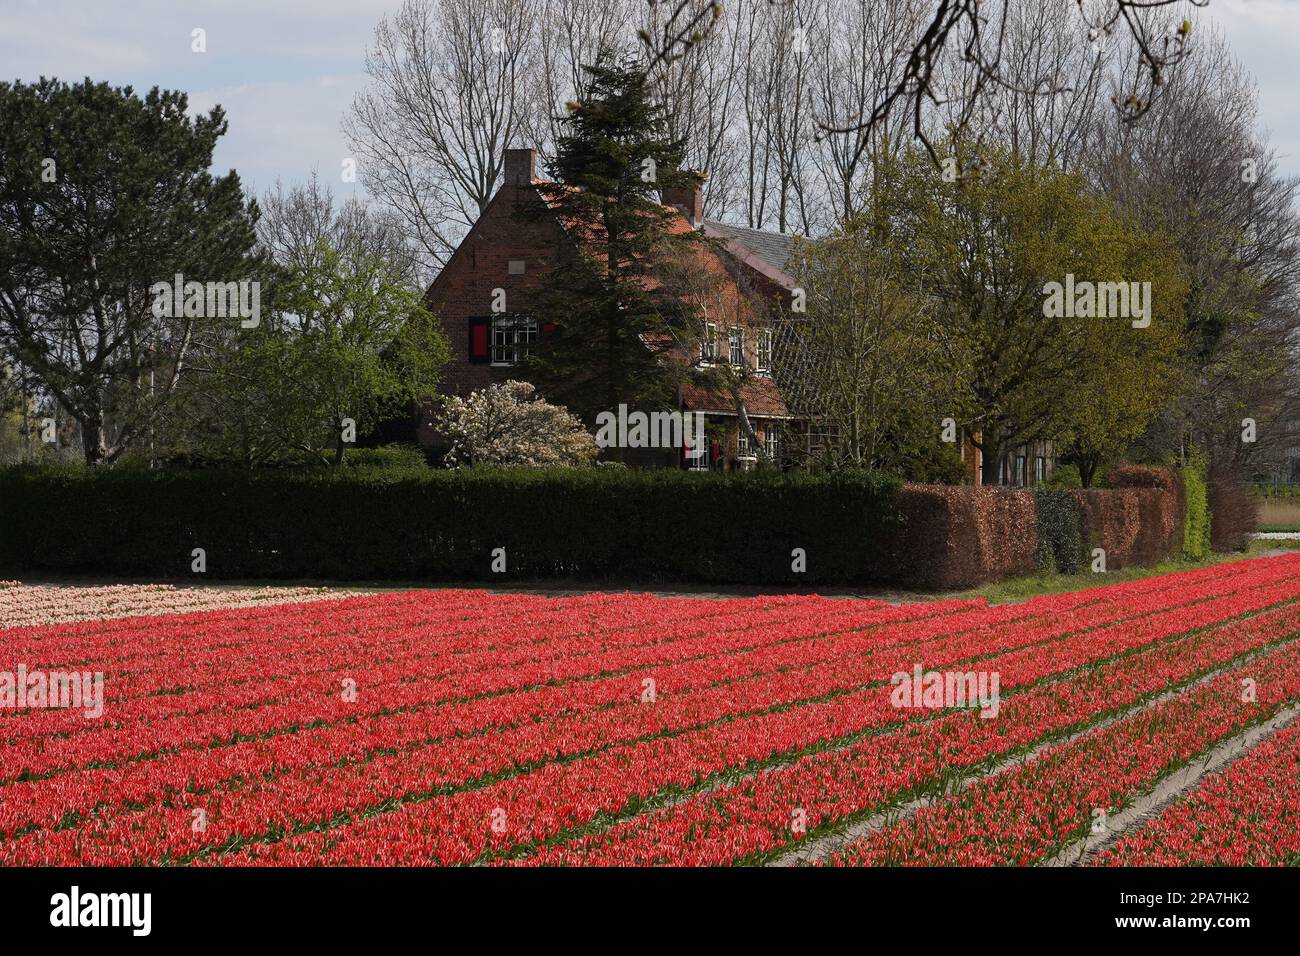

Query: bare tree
[345,0,542,278]
[813,0,1207,171]
[1092,29,1300,474]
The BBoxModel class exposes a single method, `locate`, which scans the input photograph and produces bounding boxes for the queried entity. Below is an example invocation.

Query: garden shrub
[1182,456,1212,560]
[1043,464,1082,489]
[1033,488,1083,574]
[343,444,430,470]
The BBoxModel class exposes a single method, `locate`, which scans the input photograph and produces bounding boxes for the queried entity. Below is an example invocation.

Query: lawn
[2,556,1299,866]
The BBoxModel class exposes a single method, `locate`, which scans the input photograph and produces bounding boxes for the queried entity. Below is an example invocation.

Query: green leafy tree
[0,79,263,464]
[523,50,702,425]
[776,224,970,472]
[173,242,448,467]
[876,145,1187,486]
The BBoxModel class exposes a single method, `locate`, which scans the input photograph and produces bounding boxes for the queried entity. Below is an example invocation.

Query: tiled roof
[680,376,791,418]
[703,220,801,282]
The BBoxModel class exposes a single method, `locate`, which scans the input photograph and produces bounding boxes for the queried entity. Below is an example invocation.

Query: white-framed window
[1015,455,1027,486]
[1035,456,1047,483]
[737,430,750,456]
[764,429,779,461]
[689,433,710,471]
[757,329,773,374]
[700,322,717,363]
[492,314,538,365]
[728,326,744,366]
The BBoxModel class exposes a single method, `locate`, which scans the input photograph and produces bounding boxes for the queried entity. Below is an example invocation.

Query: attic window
[508,259,526,275]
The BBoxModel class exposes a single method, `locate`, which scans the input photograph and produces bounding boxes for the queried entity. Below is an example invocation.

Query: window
[1015,455,1027,487]
[757,329,773,373]
[728,327,744,366]
[689,433,710,470]
[492,315,537,365]
[701,322,717,363]
[1035,456,1047,484]
[737,430,750,456]
[765,429,779,462]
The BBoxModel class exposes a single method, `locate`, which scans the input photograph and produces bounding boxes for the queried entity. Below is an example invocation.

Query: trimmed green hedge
[1183,457,1212,561]
[1033,488,1084,574]
[0,465,902,586]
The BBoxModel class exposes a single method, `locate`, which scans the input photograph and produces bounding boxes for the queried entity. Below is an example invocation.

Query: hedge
[1182,457,1212,561]
[0,463,1194,590]
[0,465,902,586]
[1033,488,1084,575]
[1208,461,1256,552]
[887,485,1038,590]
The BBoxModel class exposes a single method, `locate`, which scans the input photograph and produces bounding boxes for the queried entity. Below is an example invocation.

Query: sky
[1,0,1297,198]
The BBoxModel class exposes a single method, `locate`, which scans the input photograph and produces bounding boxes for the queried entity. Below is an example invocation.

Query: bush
[887,485,1038,589]
[438,381,598,467]
[0,465,901,586]
[1033,488,1083,574]
[1043,464,1082,489]
[1109,464,1184,558]
[343,444,430,470]
[1182,456,1211,561]
[1208,461,1256,552]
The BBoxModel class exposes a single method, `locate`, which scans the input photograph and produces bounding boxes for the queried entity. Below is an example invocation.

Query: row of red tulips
[1093,718,1300,866]
[177,570,1300,865]
[5,555,1300,866]
[828,637,1300,865]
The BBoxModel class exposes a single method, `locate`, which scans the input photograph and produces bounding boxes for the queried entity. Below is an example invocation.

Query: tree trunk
[81,411,108,466]
[981,444,1002,486]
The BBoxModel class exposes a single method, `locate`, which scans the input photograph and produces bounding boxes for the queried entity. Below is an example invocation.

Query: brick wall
[418,183,573,447]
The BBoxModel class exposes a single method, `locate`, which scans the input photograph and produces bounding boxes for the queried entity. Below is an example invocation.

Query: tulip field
[2,555,1300,867]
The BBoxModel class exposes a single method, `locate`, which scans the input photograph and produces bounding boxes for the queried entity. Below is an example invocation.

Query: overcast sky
[1,0,1297,198]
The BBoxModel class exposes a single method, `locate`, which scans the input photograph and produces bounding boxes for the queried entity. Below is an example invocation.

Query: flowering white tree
[438,380,598,466]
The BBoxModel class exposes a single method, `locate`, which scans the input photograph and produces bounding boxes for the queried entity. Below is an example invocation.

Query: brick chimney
[662,172,705,229]
[503,147,536,186]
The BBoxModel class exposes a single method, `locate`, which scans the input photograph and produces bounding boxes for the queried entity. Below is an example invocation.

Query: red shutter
[468,316,490,363]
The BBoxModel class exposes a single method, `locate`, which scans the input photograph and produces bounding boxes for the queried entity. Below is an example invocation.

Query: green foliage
[781,224,970,471]
[0,78,263,464]
[872,145,1187,485]
[169,241,449,466]
[1043,464,1083,489]
[896,440,969,485]
[341,444,430,470]
[523,51,702,421]
[1182,454,1212,560]
[1033,489,1084,574]
[0,465,902,585]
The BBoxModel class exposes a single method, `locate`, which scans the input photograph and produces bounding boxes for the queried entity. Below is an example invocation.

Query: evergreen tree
[0,79,263,464]
[523,51,702,424]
